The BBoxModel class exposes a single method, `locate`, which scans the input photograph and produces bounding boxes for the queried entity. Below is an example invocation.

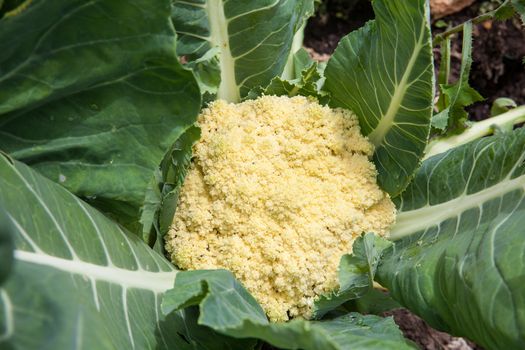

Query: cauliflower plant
[165,95,396,322]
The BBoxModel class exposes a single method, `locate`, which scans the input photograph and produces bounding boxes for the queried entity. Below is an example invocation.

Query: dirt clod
[430,0,476,19]
[386,309,484,350]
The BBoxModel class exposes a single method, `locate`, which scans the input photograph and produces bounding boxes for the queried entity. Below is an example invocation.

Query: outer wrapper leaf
[0,0,201,233]
[380,128,525,349]
[0,154,253,349]
[163,270,417,350]
[324,0,434,196]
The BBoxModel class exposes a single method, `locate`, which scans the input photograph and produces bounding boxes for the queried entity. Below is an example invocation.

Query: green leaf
[379,128,525,349]
[159,126,201,235]
[425,106,525,159]
[162,269,417,350]
[435,38,451,116]
[491,97,518,117]
[433,22,484,134]
[437,38,451,87]
[495,1,517,21]
[326,289,401,317]
[434,20,449,29]
[139,170,163,247]
[353,289,402,315]
[313,233,392,318]
[0,154,254,349]
[0,0,201,233]
[246,61,329,104]
[162,270,267,321]
[324,0,435,197]
[430,109,449,131]
[141,125,201,252]
[0,206,14,286]
[281,21,307,81]
[513,0,525,24]
[185,48,221,103]
[172,0,314,102]
[292,47,316,78]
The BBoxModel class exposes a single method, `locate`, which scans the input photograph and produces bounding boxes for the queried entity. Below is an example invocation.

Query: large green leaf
[378,128,525,349]
[163,270,417,350]
[172,0,314,102]
[324,0,434,196]
[0,0,201,231]
[0,155,247,349]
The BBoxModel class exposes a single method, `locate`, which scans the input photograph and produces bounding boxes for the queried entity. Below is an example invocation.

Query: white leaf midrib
[14,250,177,293]
[207,0,240,102]
[391,174,525,239]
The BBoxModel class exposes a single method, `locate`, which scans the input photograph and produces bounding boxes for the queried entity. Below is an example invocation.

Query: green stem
[433,0,511,47]
[424,106,525,159]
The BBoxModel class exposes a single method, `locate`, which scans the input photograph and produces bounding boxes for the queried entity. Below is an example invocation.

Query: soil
[304,0,373,57]
[302,1,525,349]
[304,0,525,121]
[386,309,484,350]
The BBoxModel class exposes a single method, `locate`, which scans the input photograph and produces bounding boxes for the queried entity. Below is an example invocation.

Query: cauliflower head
[165,95,396,322]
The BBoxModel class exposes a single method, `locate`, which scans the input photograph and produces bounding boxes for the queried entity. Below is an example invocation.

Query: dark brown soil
[386,309,484,350]
[304,0,373,55]
[435,4,525,120]
[304,0,525,121]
